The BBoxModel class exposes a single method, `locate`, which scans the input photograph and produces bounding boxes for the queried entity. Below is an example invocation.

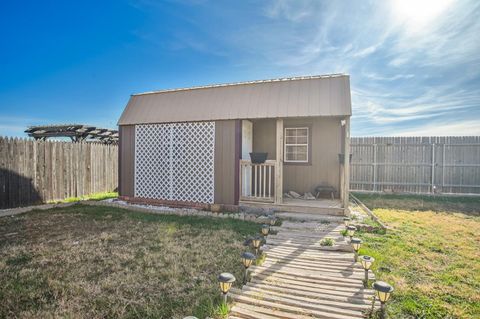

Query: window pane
[285,129,296,138]
[297,128,308,137]
[296,145,307,153]
[286,145,296,153]
[285,136,296,144]
[296,153,307,161]
[284,127,309,162]
[297,136,308,144]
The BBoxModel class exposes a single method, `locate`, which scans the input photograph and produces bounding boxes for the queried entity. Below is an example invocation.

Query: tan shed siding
[214,120,239,205]
[282,117,343,196]
[118,75,351,125]
[119,125,135,197]
[252,119,276,160]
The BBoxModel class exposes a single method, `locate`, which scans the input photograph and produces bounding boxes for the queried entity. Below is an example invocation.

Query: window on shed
[284,127,309,163]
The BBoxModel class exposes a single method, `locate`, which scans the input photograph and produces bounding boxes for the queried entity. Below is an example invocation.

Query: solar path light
[351,237,362,262]
[373,281,394,319]
[261,224,270,237]
[241,252,256,284]
[346,225,356,240]
[251,236,262,256]
[218,272,236,305]
[343,217,351,227]
[269,217,276,226]
[359,255,375,287]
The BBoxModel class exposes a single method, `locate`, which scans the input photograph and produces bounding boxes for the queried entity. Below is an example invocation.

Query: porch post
[275,118,284,204]
[343,117,351,209]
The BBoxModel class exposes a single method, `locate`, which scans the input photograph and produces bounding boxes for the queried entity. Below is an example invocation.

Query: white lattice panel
[135,122,215,203]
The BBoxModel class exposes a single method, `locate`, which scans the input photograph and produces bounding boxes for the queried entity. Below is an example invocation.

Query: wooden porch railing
[239,160,276,202]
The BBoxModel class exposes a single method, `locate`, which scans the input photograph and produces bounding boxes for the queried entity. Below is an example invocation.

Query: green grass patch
[0,204,259,318]
[320,238,334,246]
[353,192,480,215]
[48,191,118,204]
[353,194,480,318]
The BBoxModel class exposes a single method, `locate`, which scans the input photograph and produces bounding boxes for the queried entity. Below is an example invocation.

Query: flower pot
[249,152,268,164]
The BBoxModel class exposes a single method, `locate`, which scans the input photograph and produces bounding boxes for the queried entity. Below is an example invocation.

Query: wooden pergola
[25,124,118,144]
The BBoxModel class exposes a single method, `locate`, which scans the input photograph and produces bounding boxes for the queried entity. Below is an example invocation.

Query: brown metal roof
[118,74,352,125]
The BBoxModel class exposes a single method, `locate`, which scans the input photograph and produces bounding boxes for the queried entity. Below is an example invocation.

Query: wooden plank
[231,303,312,319]
[247,281,375,303]
[0,137,7,208]
[229,292,364,319]
[251,272,374,295]
[251,264,371,284]
[239,285,374,311]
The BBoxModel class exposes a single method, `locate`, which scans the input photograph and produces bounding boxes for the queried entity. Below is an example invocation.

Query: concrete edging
[81,200,269,224]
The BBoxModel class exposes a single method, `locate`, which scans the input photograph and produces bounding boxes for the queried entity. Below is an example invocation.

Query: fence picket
[351,136,480,195]
[0,137,118,209]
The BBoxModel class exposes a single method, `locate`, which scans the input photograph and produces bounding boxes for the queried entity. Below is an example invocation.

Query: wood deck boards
[229,217,376,318]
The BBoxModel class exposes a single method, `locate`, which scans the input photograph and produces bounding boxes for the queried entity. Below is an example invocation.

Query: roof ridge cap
[132,73,348,96]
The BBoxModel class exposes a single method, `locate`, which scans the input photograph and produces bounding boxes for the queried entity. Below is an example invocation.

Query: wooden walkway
[229,216,377,319]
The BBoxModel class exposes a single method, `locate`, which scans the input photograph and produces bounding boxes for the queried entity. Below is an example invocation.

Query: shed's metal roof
[118,74,351,125]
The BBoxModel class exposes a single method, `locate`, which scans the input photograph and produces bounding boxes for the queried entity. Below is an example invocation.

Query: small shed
[118,74,352,213]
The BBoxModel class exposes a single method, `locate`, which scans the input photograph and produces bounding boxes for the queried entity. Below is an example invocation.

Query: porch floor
[283,198,342,208]
[239,198,345,216]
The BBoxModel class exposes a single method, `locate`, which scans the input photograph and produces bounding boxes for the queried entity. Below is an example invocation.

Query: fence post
[372,144,377,192]
[431,143,435,194]
[442,144,445,193]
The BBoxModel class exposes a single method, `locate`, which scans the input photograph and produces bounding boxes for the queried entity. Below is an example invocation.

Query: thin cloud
[394,120,480,136]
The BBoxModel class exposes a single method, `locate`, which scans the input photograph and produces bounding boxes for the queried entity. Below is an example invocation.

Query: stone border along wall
[0,199,272,224]
[82,200,271,224]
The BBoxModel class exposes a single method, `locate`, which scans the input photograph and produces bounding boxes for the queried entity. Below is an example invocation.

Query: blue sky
[1,0,479,137]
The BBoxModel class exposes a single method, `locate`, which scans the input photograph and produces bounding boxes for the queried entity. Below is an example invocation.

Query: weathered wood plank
[230,292,364,319]
[351,136,480,194]
[0,138,117,208]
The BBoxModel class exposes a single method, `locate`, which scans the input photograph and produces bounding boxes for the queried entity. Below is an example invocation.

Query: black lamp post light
[373,281,394,319]
[241,252,256,284]
[346,225,356,241]
[218,272,236,305]
[251,236,262,256]
[261,224,270,237]
[351,237,362,262]
[359,255,374,287]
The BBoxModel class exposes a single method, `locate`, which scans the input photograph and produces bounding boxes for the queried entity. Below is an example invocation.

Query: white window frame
[284,127,309,163]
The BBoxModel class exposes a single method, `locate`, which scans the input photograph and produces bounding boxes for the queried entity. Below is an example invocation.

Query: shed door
[134,122,215,204]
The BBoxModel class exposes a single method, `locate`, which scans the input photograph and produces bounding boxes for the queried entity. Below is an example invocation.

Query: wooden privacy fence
[0,137,118,209]
[350,136,480,195]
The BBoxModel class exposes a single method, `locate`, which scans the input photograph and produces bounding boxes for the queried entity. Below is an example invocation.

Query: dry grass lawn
[0,204,259,319]
[354,193,480,319]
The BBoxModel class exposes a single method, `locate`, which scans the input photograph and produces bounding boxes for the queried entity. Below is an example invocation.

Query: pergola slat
[25,124,118,144]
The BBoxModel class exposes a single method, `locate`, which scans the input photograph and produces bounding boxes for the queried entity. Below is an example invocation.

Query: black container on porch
[249,152,268,164]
